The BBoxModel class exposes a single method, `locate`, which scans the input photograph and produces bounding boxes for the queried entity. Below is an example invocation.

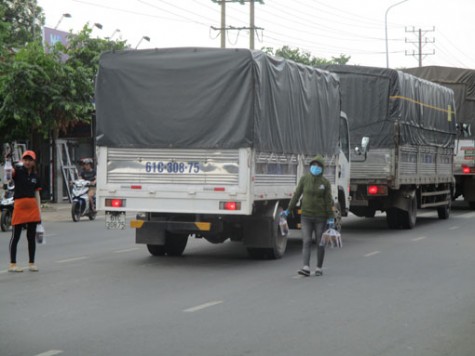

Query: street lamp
[135,36,151,49]
[54,13,72,30]
[108,29,121,40]
[93,23,103,30]
[385,0,408,68]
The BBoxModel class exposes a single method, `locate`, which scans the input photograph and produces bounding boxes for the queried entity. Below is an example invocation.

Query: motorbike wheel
[88,210,97,221]
[1,210,11,231]
[71,202,81,222]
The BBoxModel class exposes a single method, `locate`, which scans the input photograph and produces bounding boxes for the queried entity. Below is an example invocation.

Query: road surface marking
[412,236,427,242]
[0,269,7,274]
[364,251,381,257]
[448,226,459,230]
[56,256,88,264]
[183,300,223,313]
[114,247,140,254]
[35,350,63,356]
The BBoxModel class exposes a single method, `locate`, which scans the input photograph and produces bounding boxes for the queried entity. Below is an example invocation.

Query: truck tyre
[246,206,288,260]
[264,207,287,259]
[469,201,475,210]
[400,195,417,229]
[164,232,189,256]
[437,202,451,220]
[386,208,400,229]
[246,248,267,259]
[147,244,166,256]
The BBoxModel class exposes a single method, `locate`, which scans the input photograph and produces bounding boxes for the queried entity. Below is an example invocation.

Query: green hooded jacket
[287,155,334,219]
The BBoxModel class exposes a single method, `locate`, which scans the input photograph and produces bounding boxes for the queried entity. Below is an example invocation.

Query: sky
[37,0,475,69]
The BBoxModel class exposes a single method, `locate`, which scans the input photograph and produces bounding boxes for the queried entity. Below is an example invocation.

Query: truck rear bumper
[131,219,212,245]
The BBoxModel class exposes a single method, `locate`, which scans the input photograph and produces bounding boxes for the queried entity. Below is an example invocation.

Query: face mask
[310,165,322,176]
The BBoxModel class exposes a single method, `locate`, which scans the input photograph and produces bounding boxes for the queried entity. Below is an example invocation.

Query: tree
[60,25,128,106]
[0,24,128,143]
[262,46,350,66]
[2,0,44,48]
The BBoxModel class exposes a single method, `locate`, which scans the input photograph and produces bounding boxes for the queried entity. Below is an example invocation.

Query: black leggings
[9,223,37,264]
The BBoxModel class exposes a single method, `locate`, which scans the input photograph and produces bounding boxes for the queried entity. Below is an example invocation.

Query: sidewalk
[41,203,103,222]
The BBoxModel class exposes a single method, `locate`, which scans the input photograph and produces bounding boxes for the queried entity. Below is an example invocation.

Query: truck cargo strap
[131,220,211,233]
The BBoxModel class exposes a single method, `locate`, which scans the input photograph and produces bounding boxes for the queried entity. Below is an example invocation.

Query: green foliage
[0,22,128,143]
[0,42,84,140]
[2,0,44,48]
[262,46,350,66]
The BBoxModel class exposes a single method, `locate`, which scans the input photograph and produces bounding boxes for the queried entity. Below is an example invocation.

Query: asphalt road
[1,203,475,356]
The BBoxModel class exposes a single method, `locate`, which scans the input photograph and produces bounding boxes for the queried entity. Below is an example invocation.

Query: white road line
[56,256,88,264]
[183,300,223,313]
[34,350,63,356]
[448,226,459,230]
[412,236,427,242]
[460,212,475,219]
[0,270,8,274]
[364,251,381,257]
[114,247,140,254]
[292,275,304,279]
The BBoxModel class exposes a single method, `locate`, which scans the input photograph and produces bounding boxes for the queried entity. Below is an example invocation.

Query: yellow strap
[390,95,454,122]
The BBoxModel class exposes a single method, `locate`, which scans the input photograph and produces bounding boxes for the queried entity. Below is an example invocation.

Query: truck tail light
[367,185,388,196]
[105,198,126,208]
[220,201,241,210]
[462,165,472,174]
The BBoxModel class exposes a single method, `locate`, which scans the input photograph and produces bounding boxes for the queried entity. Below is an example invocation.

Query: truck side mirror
[462,123,472,137]
[354,136,370,156]
[456,123,472,138]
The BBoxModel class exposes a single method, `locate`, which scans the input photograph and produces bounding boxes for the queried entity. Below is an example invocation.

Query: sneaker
[8,264,23,273]
[315,267,323,276]
[298,266,311,277]
[28,263,39,272]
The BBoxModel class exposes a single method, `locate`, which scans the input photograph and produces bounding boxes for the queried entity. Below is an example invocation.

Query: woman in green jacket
[283,155,335,276]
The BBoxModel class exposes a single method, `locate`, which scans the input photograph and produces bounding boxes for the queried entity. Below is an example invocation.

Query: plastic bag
[36,223,45,244]
[279,216,289,236]
[320,228,342,248]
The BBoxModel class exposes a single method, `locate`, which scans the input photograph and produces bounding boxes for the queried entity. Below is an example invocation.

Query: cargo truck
[323,65,456,229]
[95,48,350,259]
[403,66,475,208]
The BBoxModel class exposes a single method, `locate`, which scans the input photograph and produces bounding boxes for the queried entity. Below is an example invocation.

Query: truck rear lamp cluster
[462,165,474,174]
[220,201,241,211]
[367,185,388,196]
[105,198,126,208]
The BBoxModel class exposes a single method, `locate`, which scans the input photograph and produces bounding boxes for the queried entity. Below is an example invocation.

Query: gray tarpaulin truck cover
[402,66,475,139]
[322,65,457,149]
[95,47,340,156]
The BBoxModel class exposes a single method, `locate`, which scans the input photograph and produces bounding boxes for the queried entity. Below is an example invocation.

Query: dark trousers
[301,216,326,268]
[9,223,37,264]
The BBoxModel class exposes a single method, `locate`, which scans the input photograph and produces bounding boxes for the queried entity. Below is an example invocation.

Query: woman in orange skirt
[8,150,42,272]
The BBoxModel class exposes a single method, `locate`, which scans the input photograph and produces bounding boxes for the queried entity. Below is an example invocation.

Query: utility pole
[250,0,255,49]
[405,26,435,67]
[220,0,226,48]
[211,0,263,49]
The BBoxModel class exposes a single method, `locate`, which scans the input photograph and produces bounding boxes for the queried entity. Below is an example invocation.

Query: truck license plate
[106,212,126,230]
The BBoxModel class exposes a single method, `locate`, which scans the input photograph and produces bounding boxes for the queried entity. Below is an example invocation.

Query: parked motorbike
[0,183,14,231]
[71,179,96,222]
